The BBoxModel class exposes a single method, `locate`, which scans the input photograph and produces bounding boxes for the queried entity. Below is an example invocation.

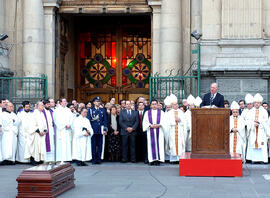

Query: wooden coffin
[16,162,75,198]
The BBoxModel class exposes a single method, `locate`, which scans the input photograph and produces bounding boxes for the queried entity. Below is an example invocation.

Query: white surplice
[167,109,187,162]
[54,106,73,162]
[16,110,33,163]
[246,106,270,163]
[1,111,19,162]
[143,109,166,163]
[229,115,246,161]
[72,115,93,162]
[24,109,47,162]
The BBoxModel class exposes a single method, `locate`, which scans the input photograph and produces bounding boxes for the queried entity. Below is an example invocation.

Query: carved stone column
[159,0,182,76]
[23,0,45,77]
[43,0,60,98]
[148,0,162,75]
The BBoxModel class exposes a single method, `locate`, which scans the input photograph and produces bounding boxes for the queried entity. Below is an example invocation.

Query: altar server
[16,101,32,163]
[54,98,73,162]
[1,102,19,164]
[73,108,93,166]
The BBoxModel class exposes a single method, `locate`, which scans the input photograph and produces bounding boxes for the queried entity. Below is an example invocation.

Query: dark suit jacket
[119,109,139,135]
[87,107,108,134]
[107,113,120,134]
[201,92,225,108]
[137,110,146,133]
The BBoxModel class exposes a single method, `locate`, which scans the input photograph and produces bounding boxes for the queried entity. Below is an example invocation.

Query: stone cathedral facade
[0,0,270,103]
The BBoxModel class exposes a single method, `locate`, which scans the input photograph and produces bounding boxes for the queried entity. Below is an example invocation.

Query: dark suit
[201,92,225,108]
[239,108,245,115]
[119,109,139,162]
[136,110,148,162]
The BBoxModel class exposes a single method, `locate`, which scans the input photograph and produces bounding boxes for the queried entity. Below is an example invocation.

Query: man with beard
[16,101,32,163]
[42,100,56,162]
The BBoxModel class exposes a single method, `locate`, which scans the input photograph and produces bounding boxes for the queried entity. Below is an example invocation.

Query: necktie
[140,111,143,128]
[210,94,214,105]
[233,117,238,154]
[255,109,259,149]
[128,110,131,118]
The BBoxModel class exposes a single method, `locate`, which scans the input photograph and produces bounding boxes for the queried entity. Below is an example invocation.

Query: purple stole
[148,109,161,160]
[42,109,55,152]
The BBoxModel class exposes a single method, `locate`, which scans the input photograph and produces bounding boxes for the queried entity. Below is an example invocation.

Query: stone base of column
[0,67,14,100]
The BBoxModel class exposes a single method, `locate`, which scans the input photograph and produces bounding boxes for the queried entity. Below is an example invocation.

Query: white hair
[211,82,218,88]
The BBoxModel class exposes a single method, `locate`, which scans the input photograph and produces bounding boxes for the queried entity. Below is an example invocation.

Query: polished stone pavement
[1,162,270,198]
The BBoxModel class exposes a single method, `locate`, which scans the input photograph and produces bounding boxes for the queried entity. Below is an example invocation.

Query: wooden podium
[179,108,242,177]
[191,108,230,159]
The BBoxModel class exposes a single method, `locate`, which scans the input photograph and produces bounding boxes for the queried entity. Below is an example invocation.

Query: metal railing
[0,74,47,109]
[149,43,201,103]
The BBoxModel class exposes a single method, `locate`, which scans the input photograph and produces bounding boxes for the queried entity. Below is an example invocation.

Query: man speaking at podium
[201,82,225,108]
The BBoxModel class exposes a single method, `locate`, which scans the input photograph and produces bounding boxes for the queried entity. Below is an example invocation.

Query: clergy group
[0,84,270,166]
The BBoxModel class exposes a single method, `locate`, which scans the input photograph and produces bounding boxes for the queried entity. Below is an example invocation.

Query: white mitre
[164,96,171,106]
[230,101,240,110]
[187,94,195,106]
[245,93,254,104]
[253,93,263,103]
[170,94,178,104]
[194,96,202,107]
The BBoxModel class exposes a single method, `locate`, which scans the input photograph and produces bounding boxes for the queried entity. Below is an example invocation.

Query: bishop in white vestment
[163,96,172,161]
[246,94,270,163]
[185,95,195,152]
[229,101,246,161]
[167,94,187,162]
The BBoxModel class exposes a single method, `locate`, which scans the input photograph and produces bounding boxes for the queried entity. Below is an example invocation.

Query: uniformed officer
[87,96,108,164]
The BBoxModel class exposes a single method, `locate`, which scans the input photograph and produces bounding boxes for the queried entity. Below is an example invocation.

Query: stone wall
[200,0,270,103]
[201,75,270,103]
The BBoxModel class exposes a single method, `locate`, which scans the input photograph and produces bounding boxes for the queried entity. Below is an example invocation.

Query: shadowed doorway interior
[75,15,151,103]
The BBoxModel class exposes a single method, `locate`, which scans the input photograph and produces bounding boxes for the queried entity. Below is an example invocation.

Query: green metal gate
[149,43,200,103]
[0,74,47,110]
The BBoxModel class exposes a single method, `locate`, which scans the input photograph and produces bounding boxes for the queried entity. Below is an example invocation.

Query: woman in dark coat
[107,105,121,161]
